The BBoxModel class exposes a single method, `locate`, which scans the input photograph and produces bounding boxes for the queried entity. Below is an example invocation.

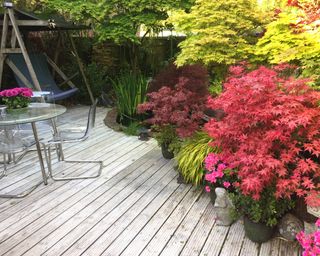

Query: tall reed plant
[111,72,148,125]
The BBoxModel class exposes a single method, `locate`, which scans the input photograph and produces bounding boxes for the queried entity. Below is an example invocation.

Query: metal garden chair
[41,98,103,181]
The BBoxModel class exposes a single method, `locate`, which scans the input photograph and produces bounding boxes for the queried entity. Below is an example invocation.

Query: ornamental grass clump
[0,88,33,109]
[205,64,320,207]
[176,131,216,186]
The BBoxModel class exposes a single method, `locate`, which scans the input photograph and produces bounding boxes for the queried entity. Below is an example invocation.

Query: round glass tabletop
[0,103,66,125]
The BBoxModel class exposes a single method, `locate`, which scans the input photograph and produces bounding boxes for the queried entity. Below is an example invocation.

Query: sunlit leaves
[169,0,264,66]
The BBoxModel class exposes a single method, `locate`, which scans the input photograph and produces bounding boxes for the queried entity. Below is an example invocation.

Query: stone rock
[278,213,303,241]
[304,221,317,235]
[307,205,320,218]
[213,187,234,226]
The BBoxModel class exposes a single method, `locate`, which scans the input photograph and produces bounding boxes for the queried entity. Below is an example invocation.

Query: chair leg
[44,143,103,181]
[0,153,45,198]
[0,153,7,179]
[0,180,44,198]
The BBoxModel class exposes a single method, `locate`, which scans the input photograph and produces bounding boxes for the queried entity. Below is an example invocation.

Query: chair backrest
[83,98,99,138]
[8,53,63,94]
[8,53,79,101]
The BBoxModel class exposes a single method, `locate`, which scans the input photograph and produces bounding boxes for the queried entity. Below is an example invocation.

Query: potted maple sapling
[138,64,209,159]
[205,63,320,242]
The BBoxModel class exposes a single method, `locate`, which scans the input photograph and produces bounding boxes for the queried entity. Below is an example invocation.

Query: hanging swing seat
[6,53,78,101]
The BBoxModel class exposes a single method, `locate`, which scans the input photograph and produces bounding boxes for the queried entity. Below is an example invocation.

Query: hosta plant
[205,64,320,207]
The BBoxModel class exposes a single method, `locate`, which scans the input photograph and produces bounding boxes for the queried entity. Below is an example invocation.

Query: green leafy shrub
[255,2,320,86]
[111,72,148,125]
[153,124,181,154]
[176,131,216,185]
[229,186,295,227]
[84,63,110,98]
[122,121,142,136]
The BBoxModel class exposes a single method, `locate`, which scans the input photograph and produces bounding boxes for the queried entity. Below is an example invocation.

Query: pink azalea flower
[205,186,211,192]
[205,153,220,171]
[297,219,320,256]
[223,182,231,188]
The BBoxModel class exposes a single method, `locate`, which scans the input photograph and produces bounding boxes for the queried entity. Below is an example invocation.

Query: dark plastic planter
[161,144,174,159]
[243,216,275,243]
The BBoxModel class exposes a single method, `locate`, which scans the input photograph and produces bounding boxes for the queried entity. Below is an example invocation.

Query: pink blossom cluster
[297,219,320,256]
[204,153,231,192]
[0,88,33,98]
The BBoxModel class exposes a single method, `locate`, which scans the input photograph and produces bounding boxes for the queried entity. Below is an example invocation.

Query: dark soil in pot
[244,216,275,243]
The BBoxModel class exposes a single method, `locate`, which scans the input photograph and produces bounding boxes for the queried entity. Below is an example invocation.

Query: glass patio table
[0,103,66,187]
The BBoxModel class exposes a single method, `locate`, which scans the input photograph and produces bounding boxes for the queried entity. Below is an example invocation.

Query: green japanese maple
[169,0,263,66]
[255,1,320,84]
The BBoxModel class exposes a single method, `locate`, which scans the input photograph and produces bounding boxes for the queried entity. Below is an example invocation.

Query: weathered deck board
[0,106,302,256]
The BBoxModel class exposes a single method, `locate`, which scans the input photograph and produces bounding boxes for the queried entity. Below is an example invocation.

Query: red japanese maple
[205,64,320,206]
[287,0,320,29]
[138,76,208,138]
[147,63,209,98]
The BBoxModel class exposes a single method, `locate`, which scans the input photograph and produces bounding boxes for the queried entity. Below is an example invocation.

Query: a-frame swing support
[0,3,95,104]
[0,5,42,91]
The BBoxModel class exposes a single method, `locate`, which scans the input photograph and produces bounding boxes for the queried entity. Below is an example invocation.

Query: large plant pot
[161,143,174,159]
[244,216,275,243]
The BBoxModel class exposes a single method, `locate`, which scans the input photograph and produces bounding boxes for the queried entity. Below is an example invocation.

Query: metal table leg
[31,122,48,185]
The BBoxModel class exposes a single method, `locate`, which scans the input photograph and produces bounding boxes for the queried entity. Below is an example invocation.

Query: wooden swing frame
[0,3,94,103]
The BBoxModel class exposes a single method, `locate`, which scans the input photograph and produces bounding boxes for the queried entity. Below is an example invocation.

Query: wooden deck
[0,106,301,256]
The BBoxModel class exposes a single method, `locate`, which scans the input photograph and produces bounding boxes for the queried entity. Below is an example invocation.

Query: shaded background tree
[39,0,193,71]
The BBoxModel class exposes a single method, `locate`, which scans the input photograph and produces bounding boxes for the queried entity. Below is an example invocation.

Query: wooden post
[7,8,42,92]
[10,29,17,48]
[52,32,61,77]
[0,11,9,88]
[44,53,77,88]
[68,32,95,104]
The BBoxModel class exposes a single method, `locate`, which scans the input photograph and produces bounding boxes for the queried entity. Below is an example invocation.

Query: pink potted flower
[0,88,33,109]
[297,219,320,256]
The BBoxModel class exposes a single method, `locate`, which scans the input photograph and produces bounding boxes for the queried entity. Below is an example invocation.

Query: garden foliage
[138,65,209,138]
[255,0,320,84]
[230,186,295,226]
[169,0,263,66]
[148,63,209,97]
[40,0,192,44]
[176,131,215,185]
[205,64,320,206]
[111,72,148,125]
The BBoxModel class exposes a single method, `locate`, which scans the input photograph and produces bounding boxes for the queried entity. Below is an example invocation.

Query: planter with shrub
[204,63,320,242]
